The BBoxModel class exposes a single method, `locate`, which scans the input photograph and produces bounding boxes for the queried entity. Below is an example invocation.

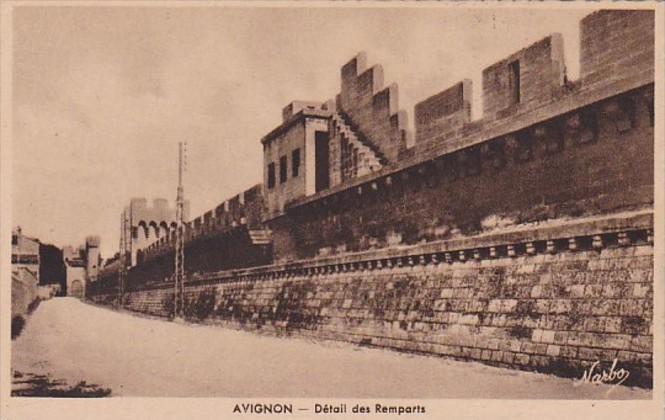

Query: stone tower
[85,236,100,283]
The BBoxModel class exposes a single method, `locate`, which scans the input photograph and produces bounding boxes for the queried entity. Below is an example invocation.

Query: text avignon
[233,403,293,414]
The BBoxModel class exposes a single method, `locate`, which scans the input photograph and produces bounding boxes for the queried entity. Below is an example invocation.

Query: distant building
[120,198,189,267]
[85,236,100,282]
[12,226,40,281]
[63,245,86,298]
[11,227,40,318]
[262,96,389,219]
[62,236,102,298]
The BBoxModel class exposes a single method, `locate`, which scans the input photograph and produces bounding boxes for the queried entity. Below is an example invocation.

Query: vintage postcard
[1,1,663,419]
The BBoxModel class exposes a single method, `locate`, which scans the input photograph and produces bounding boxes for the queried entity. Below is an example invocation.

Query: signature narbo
[578,358,630,387]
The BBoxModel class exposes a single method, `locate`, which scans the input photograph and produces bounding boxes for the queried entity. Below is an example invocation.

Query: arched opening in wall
[138,221,149,240]
[149,221,160,238]
[70,280,84,298]
[160,222,169,237]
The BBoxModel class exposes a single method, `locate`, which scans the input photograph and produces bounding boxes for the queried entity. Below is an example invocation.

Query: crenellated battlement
[278,81,653,259]
[138,184,268,264]
[482,33,565,121]
[413,10,653,158]
[255,9,655,261]
[337,52,412,163]
[128,197,188,227]
[580,10,654,87]
[415,79,473,149]
[261,10,655,221]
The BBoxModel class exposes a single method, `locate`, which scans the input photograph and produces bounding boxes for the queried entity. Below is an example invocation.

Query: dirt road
[11,298,651,399]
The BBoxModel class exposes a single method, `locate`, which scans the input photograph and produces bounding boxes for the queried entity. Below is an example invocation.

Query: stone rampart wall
[271,84,653,261]
[89,214,654,387]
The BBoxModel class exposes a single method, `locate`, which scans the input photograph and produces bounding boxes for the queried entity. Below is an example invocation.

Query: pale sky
[12,5,595,257]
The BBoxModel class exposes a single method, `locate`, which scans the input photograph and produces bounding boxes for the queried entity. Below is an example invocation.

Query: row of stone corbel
[204,227,652,284]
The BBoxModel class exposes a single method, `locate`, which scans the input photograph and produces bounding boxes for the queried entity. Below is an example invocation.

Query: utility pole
[118,209,128,307]
[174,142,187,320]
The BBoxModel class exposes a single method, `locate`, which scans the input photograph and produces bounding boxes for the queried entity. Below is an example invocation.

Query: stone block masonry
[273,83,653,261]
[580,10,654,88]
[89,216,654,387]
[265,10,654,262]
[482,34,565,121]
[338,52,411,163]
[415,80,472,149]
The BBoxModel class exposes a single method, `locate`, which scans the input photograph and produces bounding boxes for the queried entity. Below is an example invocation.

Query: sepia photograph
[1,1,663,419]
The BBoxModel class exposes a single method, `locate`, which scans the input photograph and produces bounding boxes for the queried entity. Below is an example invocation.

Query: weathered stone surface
[271,83,653,260]
[580,10,654,87]
[482,34,565,120]
[90,242,653,388]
